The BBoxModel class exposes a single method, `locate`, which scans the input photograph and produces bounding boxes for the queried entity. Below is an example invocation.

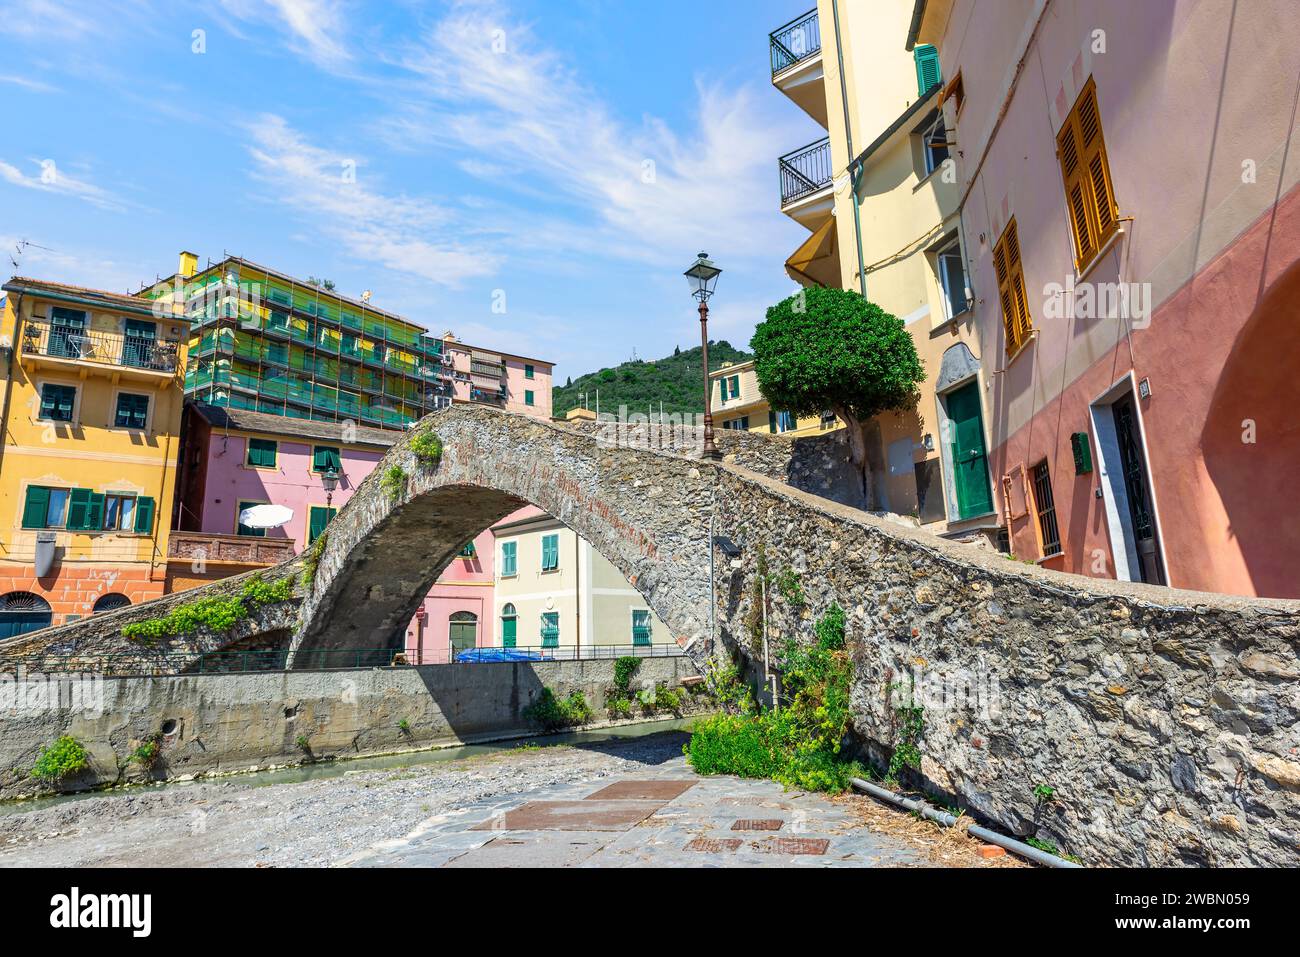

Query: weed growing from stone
[523,688,592,731]
[122,575,294,642]
[410,428,443,466]
[30,735,88,783]
[300,530,328,591]
[381,464,408,499]
[687,601,866,794]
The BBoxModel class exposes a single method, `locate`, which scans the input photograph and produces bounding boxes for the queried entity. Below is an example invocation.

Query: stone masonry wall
[0,656,698,798]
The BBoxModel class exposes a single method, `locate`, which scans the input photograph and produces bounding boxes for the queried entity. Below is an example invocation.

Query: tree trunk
[832,405,877,510]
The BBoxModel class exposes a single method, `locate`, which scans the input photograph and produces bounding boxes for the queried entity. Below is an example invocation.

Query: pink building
[908,0,1300,598]
[174,403,542,655]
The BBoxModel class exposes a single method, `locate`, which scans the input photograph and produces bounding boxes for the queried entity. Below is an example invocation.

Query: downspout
[831,0,868,298]
[0,291,23,483]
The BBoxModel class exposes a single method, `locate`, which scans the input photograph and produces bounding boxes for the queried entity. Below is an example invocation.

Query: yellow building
[708,360,836,437]
[491,510,672,654]
[0,277,188,635]
[770,1,992,535]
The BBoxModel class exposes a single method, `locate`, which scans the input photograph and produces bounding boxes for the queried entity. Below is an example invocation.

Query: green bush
[685,603,864,794]
[410,429,443,466]
[524,688,591,731]
[608,697,633,719]
[30,736,88,783]
[129,735,162,769]
[300,530,328,591]
[381,464,408,499]
[123,575,294,642]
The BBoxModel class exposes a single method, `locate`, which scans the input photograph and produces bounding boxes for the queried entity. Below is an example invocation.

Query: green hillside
[553,341,752,417]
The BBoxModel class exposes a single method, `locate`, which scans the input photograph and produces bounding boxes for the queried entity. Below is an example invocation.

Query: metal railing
[0,643,686,677]
[778,137,833,206]
[22,321,179,374]
[770,8,821,77]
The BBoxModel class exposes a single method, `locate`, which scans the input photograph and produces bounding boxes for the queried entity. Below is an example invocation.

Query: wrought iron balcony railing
[779,137,833,206]
[22,321,179,374]
[770,8,821,77]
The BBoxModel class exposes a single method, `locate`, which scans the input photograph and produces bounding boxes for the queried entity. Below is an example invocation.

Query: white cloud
[0,158,125,212]
[0,233,141,291]
[218,0,351,69]
[0,0,96,39]
[389,1,790,268]
[0,74,58,93]
[244,114,501,287]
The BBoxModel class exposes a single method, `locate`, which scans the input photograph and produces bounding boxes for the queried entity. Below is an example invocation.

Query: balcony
[168,532,296,566]
[770,8,827,127]
[21,321,180,379]
[779,137,834,227]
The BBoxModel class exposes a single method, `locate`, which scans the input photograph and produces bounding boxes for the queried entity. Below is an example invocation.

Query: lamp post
[321,467,339,509]
[685,252,723,460]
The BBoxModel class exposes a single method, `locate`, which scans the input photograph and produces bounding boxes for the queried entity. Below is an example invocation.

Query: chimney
[178,251,198,279]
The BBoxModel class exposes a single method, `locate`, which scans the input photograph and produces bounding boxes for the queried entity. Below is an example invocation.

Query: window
[993,218,1033,356]
[48,308,86,359]
[102,494,137,531]
[308,506,336,545]
[66,489,105,532]
[524,364,535,379]
[541,533,559,572]
[21,486,69,529]
[524,390,535,406]
[632,609,652,647]
[914,43,941,96]
[246,438,278,468]
[237,500,266,537]
[114,392,149,430]
[449,611,478,656]
[93,593,131,614]
[501,603,517,648]
[540,611,560,648]
[719,374,741,401]
[768,410,795,434]
[722,416,749,431]
[38,383,76,422]
[1058,77,1118,270]
[459,541,477,558]
[121,318,156,368]
[921,113,949,175]
[935,237,969,321]
[1032,461,1062,557]
[820,410,838,430]
[500,541,517,577]
[311,446,341,473]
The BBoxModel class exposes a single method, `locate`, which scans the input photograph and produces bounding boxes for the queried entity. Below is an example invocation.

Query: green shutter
[66,488,92,530]
[308,506,334,544]
[86,493,105,531]
[134,496,156,535]
[248,439,277,468]
[542,534,558,570]
[914,44,941,97]
[502,541,517,576]
[525,390,535,406]
[313,446,341,472]
[22,486,51,529]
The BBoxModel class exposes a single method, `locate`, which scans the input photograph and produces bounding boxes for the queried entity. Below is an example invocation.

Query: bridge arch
[290,407,717,667]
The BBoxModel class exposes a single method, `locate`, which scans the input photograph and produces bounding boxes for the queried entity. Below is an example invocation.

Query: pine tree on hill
[552,341,751,417]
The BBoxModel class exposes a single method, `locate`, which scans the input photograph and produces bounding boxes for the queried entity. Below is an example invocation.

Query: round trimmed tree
[750,287,924,508]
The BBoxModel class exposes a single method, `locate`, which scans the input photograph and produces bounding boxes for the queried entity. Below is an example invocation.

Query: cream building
[771,1,992,535]
[491,511,672,653]
[708,360,836,437]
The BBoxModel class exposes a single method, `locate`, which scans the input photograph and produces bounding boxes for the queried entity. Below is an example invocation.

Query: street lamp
[321,467,339,509]
[685,252,723,459]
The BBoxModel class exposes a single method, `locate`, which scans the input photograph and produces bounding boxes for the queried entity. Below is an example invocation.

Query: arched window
[0,592,52,640]
[500,603,517,648]
[93,593,131,614]
[449,611,478,657]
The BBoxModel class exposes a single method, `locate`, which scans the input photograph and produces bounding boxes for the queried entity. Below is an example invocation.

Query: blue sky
[0,0,820,381]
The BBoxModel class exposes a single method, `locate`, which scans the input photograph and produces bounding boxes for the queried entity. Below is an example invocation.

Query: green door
[947,382,993,519]
[501,605,517,648]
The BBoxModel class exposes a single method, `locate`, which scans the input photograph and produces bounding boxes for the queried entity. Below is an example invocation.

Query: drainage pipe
[850,777,1081,868]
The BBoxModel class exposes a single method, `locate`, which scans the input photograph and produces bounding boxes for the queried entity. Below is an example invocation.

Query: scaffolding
[170,257,467,430]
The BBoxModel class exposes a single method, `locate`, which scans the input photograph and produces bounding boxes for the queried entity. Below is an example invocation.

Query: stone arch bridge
[5,405,1300,867]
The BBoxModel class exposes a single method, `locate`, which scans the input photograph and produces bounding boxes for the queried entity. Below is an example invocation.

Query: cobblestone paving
[345,754,933,868]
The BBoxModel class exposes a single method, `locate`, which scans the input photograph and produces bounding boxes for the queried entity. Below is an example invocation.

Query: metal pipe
[849,777,1080,868]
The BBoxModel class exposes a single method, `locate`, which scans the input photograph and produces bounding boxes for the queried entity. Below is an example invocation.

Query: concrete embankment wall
[0,657,699,798]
